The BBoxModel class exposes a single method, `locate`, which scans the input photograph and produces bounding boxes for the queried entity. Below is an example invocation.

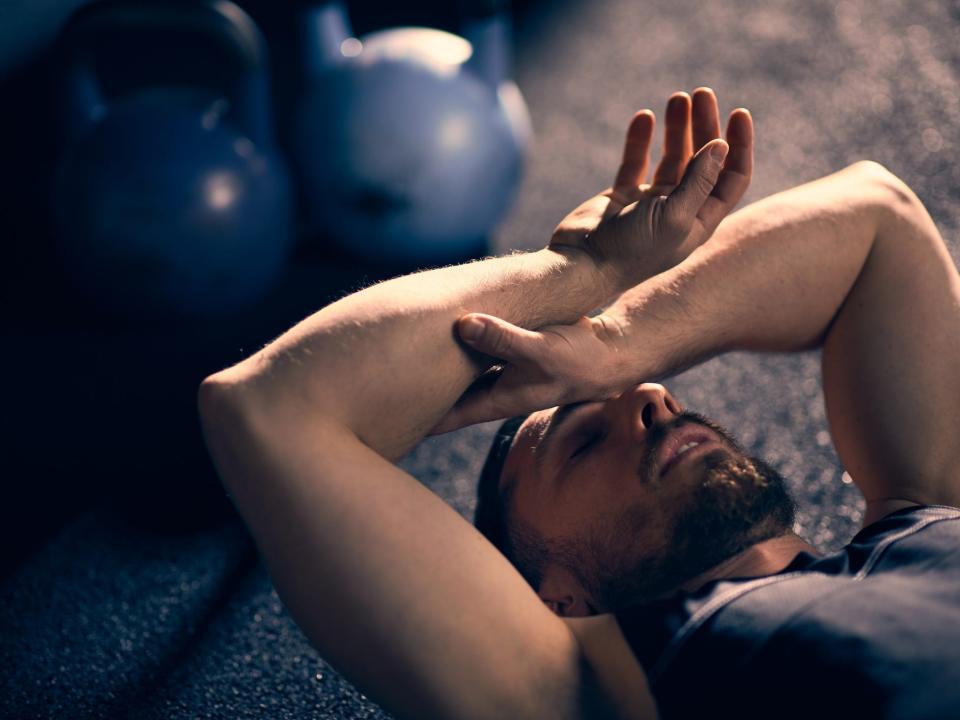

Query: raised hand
[432,90,754,433]
[550,88,753,293]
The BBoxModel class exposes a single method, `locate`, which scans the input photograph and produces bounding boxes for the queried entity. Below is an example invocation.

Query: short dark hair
[473,415,527,552]
[474,414,556,589]
[476,414,800,604]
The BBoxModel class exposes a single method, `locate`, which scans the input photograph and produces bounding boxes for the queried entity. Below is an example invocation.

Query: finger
[458,313,543,363]
[613,110,655,191]
[691,86,722,152]
[662,138,728,236]
[652,92,693,188]
[715,108,754,203]
[693,108,754,233]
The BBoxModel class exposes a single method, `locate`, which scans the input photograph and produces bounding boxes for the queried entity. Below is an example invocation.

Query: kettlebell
[293,0,532,265]
[53,0,294,318]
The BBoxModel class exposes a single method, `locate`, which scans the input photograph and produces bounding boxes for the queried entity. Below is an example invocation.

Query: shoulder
[563,613,660,720]
[849,502,960,569]
[855,502,960,543]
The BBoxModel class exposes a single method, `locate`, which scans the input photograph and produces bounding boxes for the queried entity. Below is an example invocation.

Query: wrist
[544,245,629,309]
[605,271,721,383]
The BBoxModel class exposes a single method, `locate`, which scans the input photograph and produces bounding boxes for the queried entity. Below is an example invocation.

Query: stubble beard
[562,414,797,612]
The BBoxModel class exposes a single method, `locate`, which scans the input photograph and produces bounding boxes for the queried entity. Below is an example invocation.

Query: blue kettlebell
[53,0,294,318]
[293,1,532,264]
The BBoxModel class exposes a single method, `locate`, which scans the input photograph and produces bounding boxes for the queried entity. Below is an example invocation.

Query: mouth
[657,425,725,479]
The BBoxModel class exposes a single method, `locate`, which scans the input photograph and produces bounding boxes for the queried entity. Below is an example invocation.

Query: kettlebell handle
[460,0,513,90]
[60,0,276,146]
[302,1,514,89]
[302,2,354,74]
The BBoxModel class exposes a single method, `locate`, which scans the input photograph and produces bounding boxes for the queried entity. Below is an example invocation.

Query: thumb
[664,138,729,231]
[457,313,542,363]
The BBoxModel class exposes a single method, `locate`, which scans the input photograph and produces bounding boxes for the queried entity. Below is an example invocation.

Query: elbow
[197,375,240,471]
[196,370,262,448]
[198,373,238,427]
[197,355,268,424]
[196,372,268,499]
[845,160,938,246]
[845,160,923,214]
[197,375,223,423]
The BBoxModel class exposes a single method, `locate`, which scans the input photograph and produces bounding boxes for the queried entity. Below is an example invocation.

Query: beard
[555,412,796,612]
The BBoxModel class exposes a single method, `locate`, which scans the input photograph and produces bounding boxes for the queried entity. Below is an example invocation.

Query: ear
[538,563,596,617]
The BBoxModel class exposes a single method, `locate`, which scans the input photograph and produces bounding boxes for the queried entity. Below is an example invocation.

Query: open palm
[434,88,754,433]
[550,88,754,291]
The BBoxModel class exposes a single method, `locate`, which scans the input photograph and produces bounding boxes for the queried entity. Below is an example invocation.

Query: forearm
[197,248,618,718]
[608,161,901,378]
[208,248,612,459]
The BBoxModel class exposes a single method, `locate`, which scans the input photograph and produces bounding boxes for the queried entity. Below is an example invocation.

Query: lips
[656,424,723,478]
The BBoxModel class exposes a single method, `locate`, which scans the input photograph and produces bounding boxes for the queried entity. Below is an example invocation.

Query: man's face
[499,383,794,612]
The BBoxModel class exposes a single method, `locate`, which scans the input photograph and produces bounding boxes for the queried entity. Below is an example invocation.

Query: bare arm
[615,161,960,524]
[818,168,960,524]
[196,93,744,720]
[198,250,612,720]
[209,249,606,459]
[451,161,960,526]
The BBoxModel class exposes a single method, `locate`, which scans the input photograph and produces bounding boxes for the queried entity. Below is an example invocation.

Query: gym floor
[2,0,959,717]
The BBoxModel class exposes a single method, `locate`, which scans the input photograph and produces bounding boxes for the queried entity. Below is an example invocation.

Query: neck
[679,533,819,593]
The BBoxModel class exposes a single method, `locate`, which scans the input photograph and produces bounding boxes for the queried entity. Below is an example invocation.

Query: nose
[612,383,682,444]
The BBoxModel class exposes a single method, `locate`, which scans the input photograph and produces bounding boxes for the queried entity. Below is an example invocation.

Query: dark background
[1,0,959,718]
[0,0,525,582]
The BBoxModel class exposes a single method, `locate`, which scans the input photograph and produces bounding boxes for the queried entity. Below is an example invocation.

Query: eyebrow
[535,401,589,473]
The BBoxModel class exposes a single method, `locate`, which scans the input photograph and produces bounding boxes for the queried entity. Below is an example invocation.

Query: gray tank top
[615,505,960,719]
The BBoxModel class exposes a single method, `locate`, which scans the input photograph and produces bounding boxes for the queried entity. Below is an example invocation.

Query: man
[198,88,960,719]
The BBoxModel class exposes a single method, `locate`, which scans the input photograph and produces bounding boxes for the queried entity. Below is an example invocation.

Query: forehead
[499,407,556,490]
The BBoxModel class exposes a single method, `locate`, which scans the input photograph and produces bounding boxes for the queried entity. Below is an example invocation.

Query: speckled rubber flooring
[2,0,959,717]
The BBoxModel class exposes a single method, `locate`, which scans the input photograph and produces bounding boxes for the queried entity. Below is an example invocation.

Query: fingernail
[460,317,484,342]
[710,141,729,162]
